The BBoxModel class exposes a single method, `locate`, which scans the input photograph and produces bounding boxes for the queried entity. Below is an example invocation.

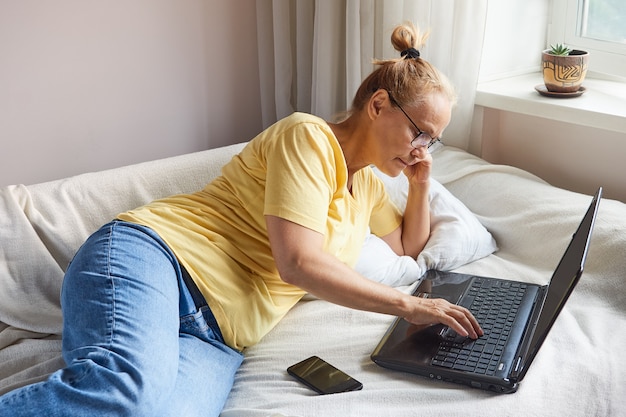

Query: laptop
[371,187,602,394]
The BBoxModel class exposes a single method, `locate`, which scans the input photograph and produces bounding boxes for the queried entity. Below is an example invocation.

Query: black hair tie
[401,47,420,59]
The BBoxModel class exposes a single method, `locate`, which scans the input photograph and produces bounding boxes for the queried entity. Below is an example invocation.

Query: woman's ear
[368,89,389,121]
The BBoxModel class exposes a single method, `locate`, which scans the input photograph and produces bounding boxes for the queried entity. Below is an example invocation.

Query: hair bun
[391,22,429,56]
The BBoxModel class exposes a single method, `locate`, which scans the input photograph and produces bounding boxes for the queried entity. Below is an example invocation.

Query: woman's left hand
[403,148,432,184]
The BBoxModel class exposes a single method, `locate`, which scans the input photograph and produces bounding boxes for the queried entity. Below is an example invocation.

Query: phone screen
[287,356,363,395]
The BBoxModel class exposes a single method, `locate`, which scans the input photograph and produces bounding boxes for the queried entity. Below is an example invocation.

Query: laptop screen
[517,187,602,379]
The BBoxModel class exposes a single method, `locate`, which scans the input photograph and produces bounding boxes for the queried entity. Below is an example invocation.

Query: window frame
[549,0,626,79]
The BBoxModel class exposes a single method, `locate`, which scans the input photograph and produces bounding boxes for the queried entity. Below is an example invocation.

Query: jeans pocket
[179,308,210,336]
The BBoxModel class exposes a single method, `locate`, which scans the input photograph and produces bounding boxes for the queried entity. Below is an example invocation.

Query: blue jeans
[0,221,243,417]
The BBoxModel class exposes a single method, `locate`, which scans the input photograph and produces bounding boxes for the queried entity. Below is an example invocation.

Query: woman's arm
[380,149,432,258]
[265,214,482,339]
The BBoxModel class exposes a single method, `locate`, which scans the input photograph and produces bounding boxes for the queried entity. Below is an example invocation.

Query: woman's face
[372,91,452,177]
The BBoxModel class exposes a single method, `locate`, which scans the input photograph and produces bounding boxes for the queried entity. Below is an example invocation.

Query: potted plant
[540,43,589,95]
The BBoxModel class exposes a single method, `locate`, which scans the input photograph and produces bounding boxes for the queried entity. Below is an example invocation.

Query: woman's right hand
[403,296,483,339]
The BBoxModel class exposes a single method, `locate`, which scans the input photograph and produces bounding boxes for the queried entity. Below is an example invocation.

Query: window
[581,0,626,43]
[550,0,626,78]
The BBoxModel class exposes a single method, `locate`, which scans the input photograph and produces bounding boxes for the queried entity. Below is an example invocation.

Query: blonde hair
[351,22,457,111]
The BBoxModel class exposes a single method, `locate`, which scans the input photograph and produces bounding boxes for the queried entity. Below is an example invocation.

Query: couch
[1,142,625,416]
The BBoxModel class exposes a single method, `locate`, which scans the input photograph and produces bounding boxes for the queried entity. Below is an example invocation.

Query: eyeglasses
[387,92,441,149]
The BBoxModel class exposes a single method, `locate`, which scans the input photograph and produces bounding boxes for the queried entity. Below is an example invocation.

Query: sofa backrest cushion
[0,142,246,333]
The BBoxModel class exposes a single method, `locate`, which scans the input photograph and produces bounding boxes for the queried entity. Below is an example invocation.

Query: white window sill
[475,73,626,134]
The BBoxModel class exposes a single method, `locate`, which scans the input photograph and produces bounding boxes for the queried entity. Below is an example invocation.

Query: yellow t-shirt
[118,112,402,350]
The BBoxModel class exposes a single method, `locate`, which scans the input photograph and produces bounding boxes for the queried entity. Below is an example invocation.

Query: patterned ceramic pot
[541,49,589,93]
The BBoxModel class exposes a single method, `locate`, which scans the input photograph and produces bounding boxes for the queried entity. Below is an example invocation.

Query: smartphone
[287,355,363,395]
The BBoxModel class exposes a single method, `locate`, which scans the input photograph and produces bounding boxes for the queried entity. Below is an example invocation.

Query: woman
[0,22,482,416]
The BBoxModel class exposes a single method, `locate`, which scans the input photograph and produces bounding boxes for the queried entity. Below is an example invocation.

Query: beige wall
[0,0,262,186]
[475,107,626,202]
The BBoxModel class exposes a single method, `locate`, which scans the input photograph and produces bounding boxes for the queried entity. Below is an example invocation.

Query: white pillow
[355,168,497,287]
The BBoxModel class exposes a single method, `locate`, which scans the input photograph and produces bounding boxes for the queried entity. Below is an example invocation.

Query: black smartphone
[287,355,363,395]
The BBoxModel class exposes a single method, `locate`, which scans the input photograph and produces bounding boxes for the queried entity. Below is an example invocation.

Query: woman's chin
[376,164,403,178]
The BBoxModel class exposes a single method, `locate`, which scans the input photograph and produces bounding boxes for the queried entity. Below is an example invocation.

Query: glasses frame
[387,91,441,149]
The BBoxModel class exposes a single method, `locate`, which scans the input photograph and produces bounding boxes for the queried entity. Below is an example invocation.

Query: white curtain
[256,0,488,150]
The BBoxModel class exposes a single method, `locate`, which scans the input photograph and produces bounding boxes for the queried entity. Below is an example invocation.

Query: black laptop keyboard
[432,278,528,376]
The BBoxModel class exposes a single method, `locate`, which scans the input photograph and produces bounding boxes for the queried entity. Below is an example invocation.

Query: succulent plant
[549,43,572,56]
